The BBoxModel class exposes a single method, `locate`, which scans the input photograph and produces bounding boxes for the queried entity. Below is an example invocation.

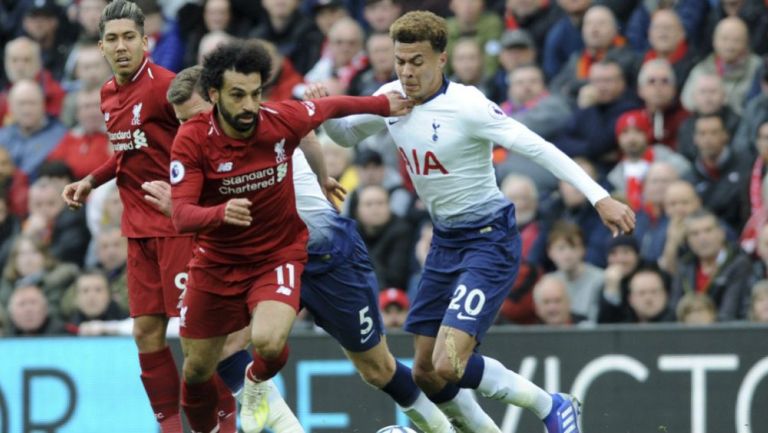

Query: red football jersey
[170,95,390,267]
[90,57,183,238]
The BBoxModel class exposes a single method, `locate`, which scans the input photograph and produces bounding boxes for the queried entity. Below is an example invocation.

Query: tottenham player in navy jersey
[310,11,635,433]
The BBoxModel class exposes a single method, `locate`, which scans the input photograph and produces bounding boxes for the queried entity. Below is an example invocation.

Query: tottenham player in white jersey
[308,11,635,433]
[152,65,458,432]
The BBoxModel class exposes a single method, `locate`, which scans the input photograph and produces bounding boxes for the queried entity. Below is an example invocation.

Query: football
[375,426,418,433]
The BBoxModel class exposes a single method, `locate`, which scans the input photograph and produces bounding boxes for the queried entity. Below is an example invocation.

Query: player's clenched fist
[385,91,414,116]
[62,176,95,209]
[223,198,253,226]
[303,83,330,100]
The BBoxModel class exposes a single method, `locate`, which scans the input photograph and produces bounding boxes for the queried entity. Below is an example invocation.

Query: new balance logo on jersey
[276,286,292,296]
[301,101,316,116]
[217,162,233,172]
[104,112,110,122]
[131,102,143,125]
[133,129,148,149]
[179,305,188,327]
[398,147,449,176]
[274,138,287,163]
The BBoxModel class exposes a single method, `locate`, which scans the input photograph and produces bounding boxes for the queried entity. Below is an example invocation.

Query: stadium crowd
[1,0,768,337]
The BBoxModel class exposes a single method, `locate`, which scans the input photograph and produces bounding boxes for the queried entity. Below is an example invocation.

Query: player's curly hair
[199,40,272,103]
[389,11,448,53]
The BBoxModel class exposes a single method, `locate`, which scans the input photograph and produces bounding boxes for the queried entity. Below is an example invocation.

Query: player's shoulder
[176,112,210,143]
[373,80,403,96]
[446,82,507,122]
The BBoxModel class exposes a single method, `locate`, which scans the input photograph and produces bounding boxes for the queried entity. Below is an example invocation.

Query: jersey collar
[420,76,450,105]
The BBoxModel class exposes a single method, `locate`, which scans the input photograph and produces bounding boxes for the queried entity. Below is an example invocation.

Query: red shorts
[127,236,194,317]
[179,260,304,339]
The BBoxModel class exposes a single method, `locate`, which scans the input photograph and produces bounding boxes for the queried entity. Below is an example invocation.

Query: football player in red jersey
[61,2,235,432]
[170,40,410,433]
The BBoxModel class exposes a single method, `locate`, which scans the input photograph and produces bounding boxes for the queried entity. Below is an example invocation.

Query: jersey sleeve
[170,127,226,233]
[320,82,398,147]
[89,154,118,187]
[280,95,390,143]
[466,92,609,206]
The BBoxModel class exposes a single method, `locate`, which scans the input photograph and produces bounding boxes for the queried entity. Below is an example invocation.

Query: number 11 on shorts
[275,263,295,296]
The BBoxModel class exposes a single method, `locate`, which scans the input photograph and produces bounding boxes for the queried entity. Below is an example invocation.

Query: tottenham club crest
[274,138,287,163]
[131,102,143,126]
[170,160,185,184]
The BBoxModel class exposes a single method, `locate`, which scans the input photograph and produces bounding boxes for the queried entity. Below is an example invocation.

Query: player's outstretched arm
[594,196,636,236]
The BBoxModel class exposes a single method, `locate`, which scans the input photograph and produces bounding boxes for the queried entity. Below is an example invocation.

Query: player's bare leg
[413,335,500,433]
[241,301,297,433]
[346,337,454,433]
[133,315,184,433]
[180,335,228,432]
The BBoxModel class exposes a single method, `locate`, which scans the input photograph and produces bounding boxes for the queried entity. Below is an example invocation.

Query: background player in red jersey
[169,40,410,433]
[60,2,236,432]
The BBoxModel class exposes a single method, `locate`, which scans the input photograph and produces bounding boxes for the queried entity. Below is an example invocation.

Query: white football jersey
[292,148,337,247]
[322,79,608,228]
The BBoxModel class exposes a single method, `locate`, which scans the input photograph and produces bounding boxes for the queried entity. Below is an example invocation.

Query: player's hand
[62,176,94,210]
[223,198,253,226]
[323,177,346,203]
[142,181,172,217]
[303,83,330,100]
[595,197,635,236]
[385,91,413,116]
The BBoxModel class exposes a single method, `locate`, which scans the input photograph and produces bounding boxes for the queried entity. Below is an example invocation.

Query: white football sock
[477,356,552,419]
[438,389,501,433]
[265,380,305,433]
[401,391,456,433]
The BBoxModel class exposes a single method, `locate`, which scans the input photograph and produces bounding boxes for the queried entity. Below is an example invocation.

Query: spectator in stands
[251,0,324,74]
[21,0,72,81]
[0,235,78,320]
[182,0,250,67]
[636,59,689,150]
[6,284,66,336]
[543,0,590,80]
[24,176,90,267]
[135,0,185,72]
[688,114,751,231]
[48,89,110,180]
[500,64,571,141]
[501,174,545,265]
[253,39,305,102]
[355,185,413,290]
[322,139,357,209]
[446,0,503,76]
[597,235,643,323]
[607,110,690,210]
[503,0,562,54]
[379,287,409,329]
[0,191,20,272]
[196,30,234,66]
[497,258,541,325]
[0,147,29,218]
[626,0,709,54]
[299,17,367,97]
[682,17,762,115]
[363,0,402,34]
[312,0,349,39]
[85,182,123,249]
[554,59,639,165]
[628,265,674,323]
[94,226,128,311]
[0,80,67,181]
[489,29,537,103]
[642,9,698,91]
[449,38,492,97]
[546,220,603,322]
[348,32,396,96]
[677,74,741,161]
[75,0,107,40]
[551,5,636,100]
[676,292,717,325]
[749,280,768,323]
[345,150,411,219]
[751,224,768,283]
[649,180,702,272]
[60,44,111,127]
[703,0,768,56]
[733,63,768,159]
[532,274,586,326]
[67,270,127,329]
[671,210,752,321]
[634,161,680,242]
[406,221,432,296]
[741,128,768,254]
[0,37,66,125]
[540,158,612,267]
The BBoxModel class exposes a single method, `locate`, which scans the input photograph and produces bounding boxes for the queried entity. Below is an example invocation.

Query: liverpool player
[313,11,635,433]
[170,40,410,433]
[61,2,234,432]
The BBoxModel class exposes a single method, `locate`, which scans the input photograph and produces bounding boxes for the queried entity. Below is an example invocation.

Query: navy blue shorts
[404,204,521,342]
[301,215,384,352]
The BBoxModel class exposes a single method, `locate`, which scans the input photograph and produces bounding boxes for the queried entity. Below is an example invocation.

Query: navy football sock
[381,361,421,407]
[457,352,485,389]
[216,349,252,394]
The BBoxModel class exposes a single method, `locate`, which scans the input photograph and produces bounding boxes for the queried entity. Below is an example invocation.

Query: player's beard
[219,103,257,132]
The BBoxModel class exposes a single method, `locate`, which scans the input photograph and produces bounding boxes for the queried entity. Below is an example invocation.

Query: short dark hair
[199,40,272,103]
[546,220,584,249]
[167,65,203,105]
[629,264,670,293]
[695,113,726,131]
[389,11,448,52]
[99,0,145,39]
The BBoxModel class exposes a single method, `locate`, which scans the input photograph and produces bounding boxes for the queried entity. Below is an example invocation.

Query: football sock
[383,362,454,433]
[138,347,182,433]
[438,389,501,433]
[248,345,290,382]
[265,381,305,433]
[381,361,420,406]
[474,355,552,419]
[181,378,219,433]
[216,349,251,396]
[213,375,237,433]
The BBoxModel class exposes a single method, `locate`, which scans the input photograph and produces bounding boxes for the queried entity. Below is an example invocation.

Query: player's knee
[132,322,166,352]
[412,359,439,390]
[433,354,462,384]
[182,358,216,383]
[357,357,395,389]
[251,336,287,360]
